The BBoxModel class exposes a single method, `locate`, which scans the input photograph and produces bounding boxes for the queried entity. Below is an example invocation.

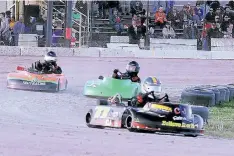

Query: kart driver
[130,76,170,107]
[34,51,62,74]
[112,61,141,83]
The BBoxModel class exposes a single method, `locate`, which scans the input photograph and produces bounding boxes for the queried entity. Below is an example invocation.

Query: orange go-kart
[7,66,68,92]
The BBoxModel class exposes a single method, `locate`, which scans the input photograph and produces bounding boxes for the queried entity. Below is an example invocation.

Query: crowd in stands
[95,0,234,44]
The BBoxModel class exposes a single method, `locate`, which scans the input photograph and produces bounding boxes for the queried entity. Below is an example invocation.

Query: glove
[113,69,119,74]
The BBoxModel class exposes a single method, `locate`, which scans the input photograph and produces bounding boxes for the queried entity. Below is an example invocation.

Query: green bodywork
[83,77,141,100]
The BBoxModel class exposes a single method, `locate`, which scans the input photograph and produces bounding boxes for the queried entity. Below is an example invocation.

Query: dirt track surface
[1,56,234,156]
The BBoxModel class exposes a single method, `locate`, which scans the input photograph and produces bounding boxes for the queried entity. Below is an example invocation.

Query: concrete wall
[0,46,233,60]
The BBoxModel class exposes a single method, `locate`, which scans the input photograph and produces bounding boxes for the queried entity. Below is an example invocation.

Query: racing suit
[130,91,170,107]
[34,61,62,74]
[112,69,141,83]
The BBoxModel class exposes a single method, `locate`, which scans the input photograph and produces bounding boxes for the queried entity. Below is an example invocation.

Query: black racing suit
[34,61,62,74]
[130,91,170,107]
[112,69,141,83]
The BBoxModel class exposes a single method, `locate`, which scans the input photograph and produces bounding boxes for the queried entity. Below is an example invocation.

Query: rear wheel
[56,79,60,92]
[65,80,68,90]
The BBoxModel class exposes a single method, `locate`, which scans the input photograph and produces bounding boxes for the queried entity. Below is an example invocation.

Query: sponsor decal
[174,107,180,114]
[173,116,186,121]
[22,78,46,86]
[93,107,111,119]
[162,121,195,128]
[151,104,172,112]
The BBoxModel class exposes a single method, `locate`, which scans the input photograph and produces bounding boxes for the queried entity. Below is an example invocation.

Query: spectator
[13,16,25,46]
[228,0,234,10]
[215,7,223,22]
[221,15,230,32]
[186,3,194,15]
[162,22,175,38]
[194,4,204,21]
[0,12,10,45]
[9,16,15,30]
[223,23,233,38]
[52,22,63,47]
[130,1,145,17]
[179,5,192,27]
[128,17,141,44]
[205,7,216,23]
[207,0,220,11]
[108,1,120,21]
[97,1,107,19]
[155,7,167,28]
[110,10,124,35]
[208,15,223,38]
[167,7,182,28]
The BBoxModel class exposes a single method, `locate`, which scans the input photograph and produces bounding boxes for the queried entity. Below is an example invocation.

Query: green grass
[205,101,234,139]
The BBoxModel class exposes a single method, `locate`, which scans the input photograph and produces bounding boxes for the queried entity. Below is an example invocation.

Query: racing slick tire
[226,84,234,100]
[97,99,109,105]
[56,79,60,92]
[85,109,105,129]
[191,105,209,123]
[184,114,204,137]
[181,88,215,107]
[65,80,68,90]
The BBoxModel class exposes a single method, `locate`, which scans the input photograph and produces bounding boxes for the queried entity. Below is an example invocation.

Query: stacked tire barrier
[181,84,234,107]
[180,84,234,123]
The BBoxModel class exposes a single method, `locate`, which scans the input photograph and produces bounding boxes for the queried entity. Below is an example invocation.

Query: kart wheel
[181,88,215,107]
[56,79,60,92]
[125,115,135,132]
[184,134,198,137]
[65,80,68,90]
[85,112,92,127]
[191,105,209,123]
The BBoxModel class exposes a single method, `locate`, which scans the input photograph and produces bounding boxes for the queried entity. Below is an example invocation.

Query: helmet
[44,51,57,62]
[126,61,140,74]
[141,76,162,97]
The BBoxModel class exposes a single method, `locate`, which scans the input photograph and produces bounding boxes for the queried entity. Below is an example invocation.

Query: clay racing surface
[0,56,234,156]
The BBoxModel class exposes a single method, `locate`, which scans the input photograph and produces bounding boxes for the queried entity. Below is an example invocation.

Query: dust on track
[0,56,234,156]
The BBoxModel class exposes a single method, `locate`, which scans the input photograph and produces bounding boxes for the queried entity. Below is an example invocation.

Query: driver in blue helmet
[130,76,170,107]
[112,61,141,83]
[34,51,62,74]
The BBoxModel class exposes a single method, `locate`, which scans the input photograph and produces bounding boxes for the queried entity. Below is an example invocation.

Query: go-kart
[83,76,141,100]
[7,65,68,92]
[85,93,204,137]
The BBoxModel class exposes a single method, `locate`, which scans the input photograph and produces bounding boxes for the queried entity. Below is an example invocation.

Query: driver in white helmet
[130,76,169,107]
[34,51,62,74]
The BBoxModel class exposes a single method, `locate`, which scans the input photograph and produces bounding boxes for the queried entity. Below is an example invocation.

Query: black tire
[97,99,109,105]
[191,105,209,123]
[214,86,229,103]
[193,85,221,105]
[65,80,68,90]
[85,110,93,128]
[181,88,215,107]
[85,110,105,129]
[125,115,135,132]
[56,79,60,92]
[226,84,234,100]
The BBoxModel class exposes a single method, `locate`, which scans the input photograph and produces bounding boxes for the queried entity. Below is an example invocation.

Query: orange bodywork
[7,71,66,83]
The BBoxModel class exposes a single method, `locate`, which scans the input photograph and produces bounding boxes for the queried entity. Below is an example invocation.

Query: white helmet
[141,76,162,97]
[44,51,57,62]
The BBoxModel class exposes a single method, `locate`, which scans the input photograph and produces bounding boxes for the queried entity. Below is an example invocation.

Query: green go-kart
[83,76,141,100]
